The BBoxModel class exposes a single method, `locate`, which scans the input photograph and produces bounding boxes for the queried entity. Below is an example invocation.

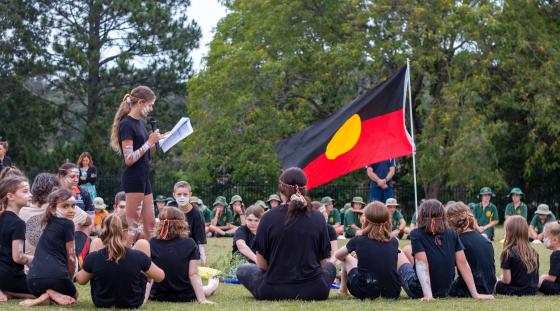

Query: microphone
[149,117,159,149]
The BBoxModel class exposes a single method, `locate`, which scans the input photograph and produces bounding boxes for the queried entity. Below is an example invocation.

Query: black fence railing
[94,175,560,224]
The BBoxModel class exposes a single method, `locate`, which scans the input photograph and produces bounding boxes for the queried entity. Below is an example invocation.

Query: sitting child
[400,199,494,301]
[529,204,557,242]
[149,206,217,303]
[539,221,560,295]
[336,201,401,299]
[496,215,539,296]
[446,202,496,297]
[76,214,165,308]
[209,196,234,237]
[232,205,264,263]
[344,197,365,238]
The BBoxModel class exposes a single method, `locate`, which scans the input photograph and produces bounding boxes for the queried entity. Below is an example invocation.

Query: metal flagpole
[406,58,419,216]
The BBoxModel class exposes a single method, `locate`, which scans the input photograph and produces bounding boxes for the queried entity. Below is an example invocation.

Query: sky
[189,0,228,71]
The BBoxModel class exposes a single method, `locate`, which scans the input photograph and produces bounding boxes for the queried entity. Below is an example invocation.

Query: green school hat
[351,196,365,206]
[255,200,267,209]
[320,196,334,205]
[230,195,243,205]
[213,196,228,207]
[343,203,351,209]
[385,198,399,206]
[266,194,281,203]
[535,204,552,215]
[509,188,524,196]
[154,195,167,202]
[478,187,495,197]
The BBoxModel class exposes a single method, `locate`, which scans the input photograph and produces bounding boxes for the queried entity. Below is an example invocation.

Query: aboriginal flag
[275,65,414,189]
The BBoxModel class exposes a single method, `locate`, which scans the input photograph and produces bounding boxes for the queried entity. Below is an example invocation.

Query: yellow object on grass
[198,266,222,280]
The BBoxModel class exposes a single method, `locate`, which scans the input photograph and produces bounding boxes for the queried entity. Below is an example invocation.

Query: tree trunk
[86,0,102,127]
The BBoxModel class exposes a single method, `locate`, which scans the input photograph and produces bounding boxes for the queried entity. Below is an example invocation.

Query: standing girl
[0,176,34,302]
[496,215,539,296]
[21,189,77,307]
[76,214,165,308]
[110,86,162,245]
[335,201,401,299]
[77,152,97,201]
[149,206,217,303]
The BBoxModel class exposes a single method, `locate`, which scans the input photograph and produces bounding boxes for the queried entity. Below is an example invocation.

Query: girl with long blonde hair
[76,214,164,308]
[496,215,539,296]
[110,86,163,246]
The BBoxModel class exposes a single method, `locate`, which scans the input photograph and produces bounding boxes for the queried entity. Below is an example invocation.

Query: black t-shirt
[119,115,150,172]
[0,211,26,275]
[83,248,151,308]
[501,249,539,291]
[149,238,200,300]
[232,225,256,257]
[185,207,207,245]
[327,224,337,242]
[28,217,74,279]
[549,251,560,283]
[455,231,496,295]
[0,155,12,171]
[254,204,331,284]
[75,186,93,212]
[410,228,464,298]
[346,236,401,298]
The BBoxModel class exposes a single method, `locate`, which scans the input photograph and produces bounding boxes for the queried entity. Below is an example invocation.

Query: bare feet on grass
[19,293,50,307]
[46,289,76,305]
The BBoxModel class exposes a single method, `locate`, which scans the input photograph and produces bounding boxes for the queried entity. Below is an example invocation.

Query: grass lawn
[3,226,559,310]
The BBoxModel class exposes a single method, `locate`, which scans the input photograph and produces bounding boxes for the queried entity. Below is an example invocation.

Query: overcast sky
[189,0,228,72]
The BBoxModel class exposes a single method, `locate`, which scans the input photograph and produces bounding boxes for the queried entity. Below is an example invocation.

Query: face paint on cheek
[142,105,151,116]
[55,208,65,218]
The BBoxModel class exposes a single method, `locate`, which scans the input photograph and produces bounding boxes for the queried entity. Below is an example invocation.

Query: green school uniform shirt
[211,208,234,227]
[344,210,361,237]
[199,206,212,223]
[340,207,348,226]
[232,210,243,226]
[504,202,528,219]
[530,214,557,234]
[328,209,341,226]
[411,212,417,225]
[473,202,499,239]
[391,210,404,231]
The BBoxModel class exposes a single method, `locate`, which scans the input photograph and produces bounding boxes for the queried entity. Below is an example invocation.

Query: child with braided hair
[446,202,496,297]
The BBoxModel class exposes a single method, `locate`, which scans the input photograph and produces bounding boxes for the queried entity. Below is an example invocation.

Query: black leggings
[27,278,76,298]
[0,272,31,294]
[236,263,336,301]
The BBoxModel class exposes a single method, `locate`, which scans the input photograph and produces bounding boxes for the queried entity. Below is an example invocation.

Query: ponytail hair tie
[161,219,169,239]
[290,194,307,207]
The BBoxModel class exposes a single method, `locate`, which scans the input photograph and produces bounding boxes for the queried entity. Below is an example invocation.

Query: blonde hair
[110,86,156,153]
[77,152,93,167]
[361,201,392,242]
[446,202,475,234]
[99,214,127,262]
[544,221,560,238]
[156,206,189,240]
[173,181,191,193]
[501,215,538,273]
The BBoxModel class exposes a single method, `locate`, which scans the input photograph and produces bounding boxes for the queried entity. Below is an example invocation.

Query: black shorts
[122,167,152,195]
[27,278,76,298]
[398,263,423,299]
[0,272,31,294]
[539,280,560,295]
[150,289,196,302]
[495,281,537,296]
[236,262,336,301]
[448,279,470,298]
[347,268,381,300]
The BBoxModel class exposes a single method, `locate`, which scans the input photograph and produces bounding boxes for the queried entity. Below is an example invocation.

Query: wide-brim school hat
[508,188,524,196]
[385,198,399,206]
[154,195,167,202]
[535,204,552,215]
[230,195,243,205]
[321,196,334,205]
[214,197,228,207]
[478,187,495,197]
[267,194,281,203]
[351,196,365,206]
[93,197,107,210]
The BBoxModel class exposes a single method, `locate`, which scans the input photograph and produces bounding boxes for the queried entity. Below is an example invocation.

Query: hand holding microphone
[148,117,161,148]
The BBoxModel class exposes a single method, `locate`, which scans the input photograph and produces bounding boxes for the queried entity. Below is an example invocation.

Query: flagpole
[406,58,419,217]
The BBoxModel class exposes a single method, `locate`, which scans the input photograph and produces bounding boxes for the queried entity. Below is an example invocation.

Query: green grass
[3,227,559,310]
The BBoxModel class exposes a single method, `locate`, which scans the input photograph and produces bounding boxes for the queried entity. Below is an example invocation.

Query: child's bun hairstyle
[417,199,447,235]
[446,201,475,234]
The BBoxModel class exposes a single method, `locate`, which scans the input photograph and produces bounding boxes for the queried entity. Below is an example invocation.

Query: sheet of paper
[158,117,194,153]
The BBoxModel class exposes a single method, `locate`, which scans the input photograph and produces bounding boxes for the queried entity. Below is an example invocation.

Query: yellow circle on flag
[326,114,362,160]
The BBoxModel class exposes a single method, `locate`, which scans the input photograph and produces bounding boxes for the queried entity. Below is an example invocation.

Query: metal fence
[94,175,560,224]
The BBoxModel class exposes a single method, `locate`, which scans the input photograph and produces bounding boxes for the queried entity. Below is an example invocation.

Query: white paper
[158,117,194,153]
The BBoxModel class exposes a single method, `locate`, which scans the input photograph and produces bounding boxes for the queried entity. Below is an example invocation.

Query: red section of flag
[303,110,413,189]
